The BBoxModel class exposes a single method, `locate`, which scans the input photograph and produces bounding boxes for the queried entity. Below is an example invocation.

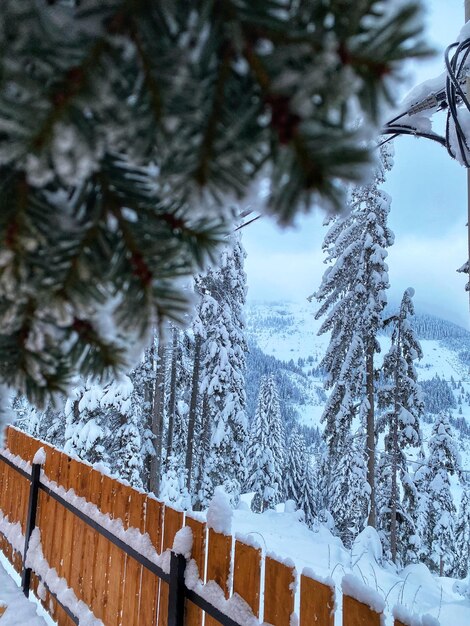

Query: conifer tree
[104,375,145,488]
[63,380,110,465]
[314,145,394,527]
[377,288,423,563]
[0,2,428,403]
[298,454,317,527]
[421,412,461,575]
[160,454,191,510]
[285,427,307,505]
[454,490,470,579]
[198,235,249,506]
[246,375,285,512]
[329,430,370,547]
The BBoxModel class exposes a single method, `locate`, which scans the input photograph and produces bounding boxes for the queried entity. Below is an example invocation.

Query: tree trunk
[390,318,403,563]
[165,327,178,464]
[390,411,399,563]
[185,334,202,491]
[366,344,376,528]
[193,393,210,511]
[149,339,167,495]
[143,345,155,491]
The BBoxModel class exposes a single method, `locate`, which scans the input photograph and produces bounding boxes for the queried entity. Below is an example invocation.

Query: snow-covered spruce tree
[198,235,249,507]
[421,412,461,576]
[103,376,145,488]
[160,454,191,510]
[64,380,110,466]
[246,375,285,513]
[169,331,192,465]
[285,426,308,505]
[12,395,41,437]
[329,429,370,548]
[185,290,208,498]
[314,145,395,528]
[298,452,317,528]
[454,490,470,579]
[0,3,428,405]
[377,288,423,564]
[129,346,157,490]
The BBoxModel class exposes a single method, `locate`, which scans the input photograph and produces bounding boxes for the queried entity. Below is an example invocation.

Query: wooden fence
[0,426,428,626]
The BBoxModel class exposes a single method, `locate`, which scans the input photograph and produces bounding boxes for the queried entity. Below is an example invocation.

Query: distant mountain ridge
[245,300,470,466]
[383,311,470,341]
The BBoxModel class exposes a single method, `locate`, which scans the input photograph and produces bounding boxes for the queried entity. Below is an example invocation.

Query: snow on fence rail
[0,426,432,626]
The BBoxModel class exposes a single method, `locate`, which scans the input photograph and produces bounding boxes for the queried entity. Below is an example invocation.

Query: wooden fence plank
[300,574,334,626]
[5,426,19,456]
[139,497,163,626]
[91,473,115,623]
[205,528,232,626]
[185,516,206,626]
[233,539,261,618]
[81,469,104,616]
[0,458,6,557]
[104,480,131,626]
[121,490,146,626]
[42,450,62,574]
[158,506,184,626]
[61,459,84,605]
[343,596,382,626]
[264,556,296,626]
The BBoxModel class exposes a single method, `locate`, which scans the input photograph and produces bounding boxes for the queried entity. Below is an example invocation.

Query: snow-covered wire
[380,35,470,165]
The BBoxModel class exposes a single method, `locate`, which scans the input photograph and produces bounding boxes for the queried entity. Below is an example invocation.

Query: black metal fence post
[21,462,41,597]
[167,551,186,626]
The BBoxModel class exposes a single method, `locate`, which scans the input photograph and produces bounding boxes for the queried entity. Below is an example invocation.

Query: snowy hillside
[246,300,470,467]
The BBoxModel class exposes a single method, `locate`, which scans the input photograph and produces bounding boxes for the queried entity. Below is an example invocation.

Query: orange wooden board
[343,596,381,626]
[205,529,232,626]
[185,517,206,626]
[60,459,85,596]
[121,489,146,626]
[158,506,184,626]
[233,539,261,618]
[264,556,295,626]
[80,469,103,614]
[300,575,334,626]
[89,472,114,624]
[104,481,131,626]
[42,450,62,571]
[139,497,163,626]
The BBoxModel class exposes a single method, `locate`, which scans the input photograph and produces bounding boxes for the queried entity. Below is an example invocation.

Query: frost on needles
[0,0,430,402]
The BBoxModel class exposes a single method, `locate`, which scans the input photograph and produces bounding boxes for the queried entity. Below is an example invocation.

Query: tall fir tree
[377,288,423,564]
[314,145,394,528]
[421,412,461,575]
[298,453,317,528]
[454,489,470,580]
[198,234,249,507]
[103,375,145,488]
[285,426,307,505]
[246,375,285,513]
[329,430,370,547]
[63,380,110,465]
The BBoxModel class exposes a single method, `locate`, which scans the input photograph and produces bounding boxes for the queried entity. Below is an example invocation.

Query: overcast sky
[242,0,470,328]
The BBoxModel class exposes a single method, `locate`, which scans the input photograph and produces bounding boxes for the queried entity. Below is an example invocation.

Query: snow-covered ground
[233,503,470,626]
[0,558,50,626]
